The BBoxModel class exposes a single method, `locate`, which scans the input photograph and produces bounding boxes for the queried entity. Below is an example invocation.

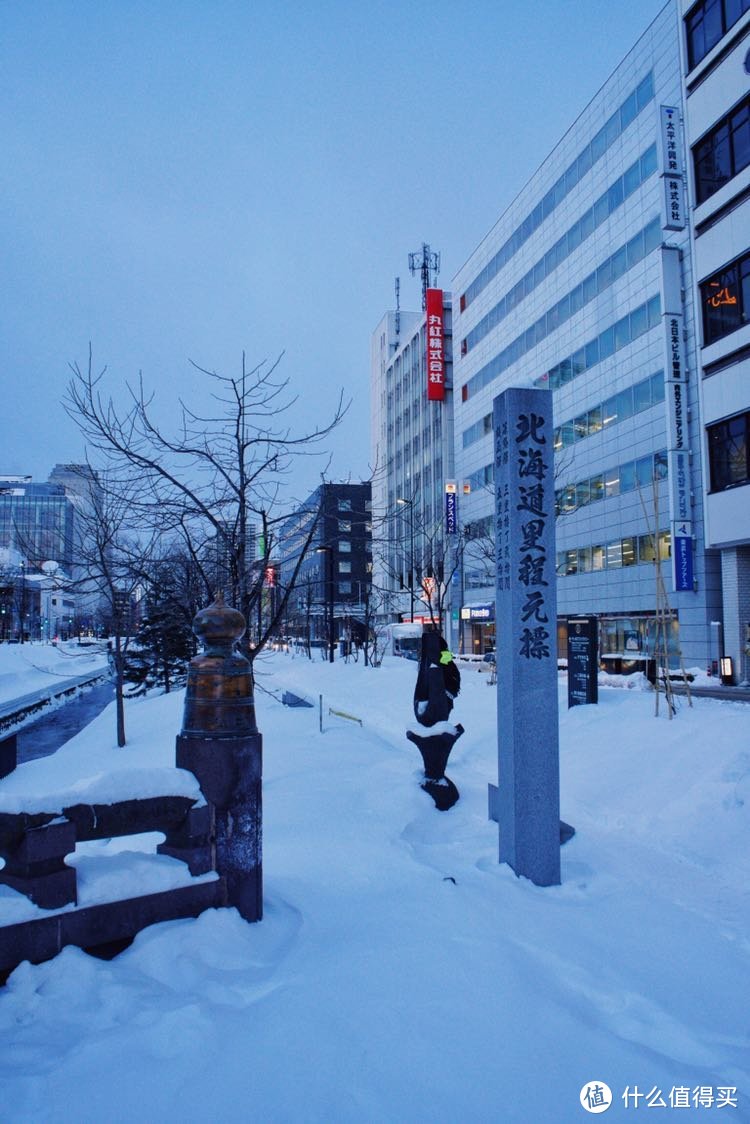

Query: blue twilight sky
[2,0,667,501]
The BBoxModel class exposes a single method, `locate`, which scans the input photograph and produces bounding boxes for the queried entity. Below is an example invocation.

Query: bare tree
[70,475,160,746]
[0,551,20,641]
[65,348,346,669]
[371,494,464,634]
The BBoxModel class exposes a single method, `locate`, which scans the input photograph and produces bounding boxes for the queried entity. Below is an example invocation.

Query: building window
[708,411,750,490]
[456,195,659,358]
[638,533,656,563]
[622,537,637,566]
[701,249,750,344]
[606,542,623,568]
[339,540,351,552]
[338,582,352,595]
[685,0,750,71]
[693,94,750,204]
[339,520,351,532]
[338,499,352,511]
[339,560,352,574]
[459,73,654,309]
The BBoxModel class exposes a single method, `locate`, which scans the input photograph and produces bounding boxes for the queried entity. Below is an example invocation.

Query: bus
[389,622,424,660]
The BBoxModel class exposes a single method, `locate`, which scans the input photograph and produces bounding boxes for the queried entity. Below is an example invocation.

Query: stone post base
[175,733,263,922]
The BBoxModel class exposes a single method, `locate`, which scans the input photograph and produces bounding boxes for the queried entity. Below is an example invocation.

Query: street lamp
[396,497,415,623]
[19,560,26,644]
[316,546,335,663]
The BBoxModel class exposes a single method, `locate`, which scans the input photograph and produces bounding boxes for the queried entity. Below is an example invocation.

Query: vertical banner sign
[490,387,561,887]
[660,245,694,593]
[425,288,445,401]
[659,106,685,231]
[445,480,457,535]
[567,617,598,708]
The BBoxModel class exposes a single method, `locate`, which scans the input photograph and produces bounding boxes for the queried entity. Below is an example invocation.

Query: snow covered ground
[0,640,108,707]
[1,648,749,1122]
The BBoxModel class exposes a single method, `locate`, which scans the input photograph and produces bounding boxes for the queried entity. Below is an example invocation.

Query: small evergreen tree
[124,597,195,696]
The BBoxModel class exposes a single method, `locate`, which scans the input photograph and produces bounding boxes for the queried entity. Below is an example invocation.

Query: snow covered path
[1,652,748,1122]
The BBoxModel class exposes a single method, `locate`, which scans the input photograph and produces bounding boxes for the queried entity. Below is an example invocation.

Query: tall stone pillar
[173,595,262,922]
[490,387,567,886]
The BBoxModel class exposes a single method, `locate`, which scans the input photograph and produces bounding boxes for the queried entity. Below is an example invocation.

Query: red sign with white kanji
[425,288,445,402]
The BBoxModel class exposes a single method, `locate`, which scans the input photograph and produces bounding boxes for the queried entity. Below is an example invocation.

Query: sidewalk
[669,680,750,703]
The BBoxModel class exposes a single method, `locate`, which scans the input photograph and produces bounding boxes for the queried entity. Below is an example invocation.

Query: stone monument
[489,386,571,886]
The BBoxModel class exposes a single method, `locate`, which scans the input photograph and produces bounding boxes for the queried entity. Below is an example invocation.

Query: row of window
[556,450,668,516]
[462,242,661,402]
[533,295,662,394]
[557,531,671,577]
[701,247,750,345]
[708,409,750,491]
[463,412,494,450]
[465,514,493,541]
[389,415,442,447]
[464,369,664,455]
[464,445,669,511]
[387,362,420,393]
[462,149,658,354]
[554,371,666,451]
[460,72,655,309]
[685,0,750,70]
[336,498,372,513]
[693,92,750,204]
[465,462,494,493]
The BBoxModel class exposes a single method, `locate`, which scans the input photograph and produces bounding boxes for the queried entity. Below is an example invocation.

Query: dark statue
[175,593,263,921]
[406,631,463,810]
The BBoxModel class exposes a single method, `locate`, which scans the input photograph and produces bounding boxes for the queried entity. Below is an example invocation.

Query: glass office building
[452,1,721,667]
[0,477,75,573]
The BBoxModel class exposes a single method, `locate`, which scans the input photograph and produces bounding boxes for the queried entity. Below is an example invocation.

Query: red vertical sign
[425,288,445,401]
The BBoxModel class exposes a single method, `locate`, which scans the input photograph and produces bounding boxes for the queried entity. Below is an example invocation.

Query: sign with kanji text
[673,522,694,592]
[490,386,562,887]
[659,105,682,177]
[425,288,445,401]
[445,480,457,534]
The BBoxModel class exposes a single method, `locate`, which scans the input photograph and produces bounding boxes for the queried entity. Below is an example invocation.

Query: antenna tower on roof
[408,243,440,310]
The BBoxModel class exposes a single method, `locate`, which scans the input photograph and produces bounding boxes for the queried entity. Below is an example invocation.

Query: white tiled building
[451,1,722,668]
[680,0,750,682]
[370,294,460,648]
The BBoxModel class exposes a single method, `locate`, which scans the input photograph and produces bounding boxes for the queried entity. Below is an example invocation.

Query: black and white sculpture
[406,631,463,811]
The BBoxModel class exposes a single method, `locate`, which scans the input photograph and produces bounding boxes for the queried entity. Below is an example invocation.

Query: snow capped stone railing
[0,789,224,983]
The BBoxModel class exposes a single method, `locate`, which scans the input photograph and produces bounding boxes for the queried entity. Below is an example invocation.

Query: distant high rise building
[48,463,103,514]
[0,465,106,638]
[0,475,75,571]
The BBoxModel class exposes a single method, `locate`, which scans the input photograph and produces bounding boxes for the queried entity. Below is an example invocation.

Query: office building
[370,289,460,648]
[680,0,750,681]
[278,482,372,649]
[451,1,721,668]
[0,475,76,573]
